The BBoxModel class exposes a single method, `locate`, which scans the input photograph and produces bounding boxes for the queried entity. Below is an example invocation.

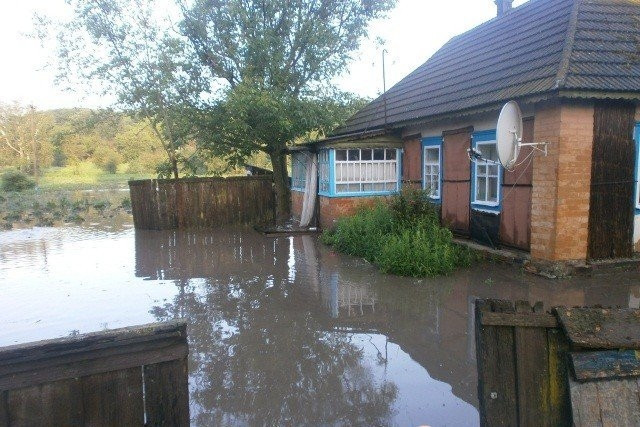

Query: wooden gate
[499,118,534,250]
[475,299,571,426]
[587,101,636,259]
[0,321,189,426]
[442,127,472,234]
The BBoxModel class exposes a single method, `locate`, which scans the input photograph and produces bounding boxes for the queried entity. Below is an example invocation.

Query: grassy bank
[321,189,475,277]
[0,186,133,230]
[0,166,140,229]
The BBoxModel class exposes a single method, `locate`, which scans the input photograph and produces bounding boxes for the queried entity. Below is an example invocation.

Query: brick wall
[530,101,594,261]
[318,196,383,230]
[291,190,304,220]
[403,137,422,189]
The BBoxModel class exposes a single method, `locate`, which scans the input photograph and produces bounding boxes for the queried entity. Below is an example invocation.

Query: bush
[103,159,118,174]
[1,170,36,192]
[322,188,474,278]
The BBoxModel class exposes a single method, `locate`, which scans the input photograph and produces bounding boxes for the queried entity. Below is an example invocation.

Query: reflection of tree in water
[147,231,397,426]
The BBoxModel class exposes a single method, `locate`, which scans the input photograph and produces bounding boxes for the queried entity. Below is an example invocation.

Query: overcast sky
[0,0,528,110]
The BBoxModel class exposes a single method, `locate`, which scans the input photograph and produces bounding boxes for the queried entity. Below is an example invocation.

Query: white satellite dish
[496,100,548,170]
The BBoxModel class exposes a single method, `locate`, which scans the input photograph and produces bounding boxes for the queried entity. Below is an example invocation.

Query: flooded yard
[1,224,640,426]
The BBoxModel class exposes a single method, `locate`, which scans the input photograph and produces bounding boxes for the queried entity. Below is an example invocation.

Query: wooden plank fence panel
[476,300,518,426]
[0,321,189,426]
[514,301,550,426]
[5,378,83,427]
[129,176,275,230]
[144,358,190,426]
[81,367,144,426]
[547,328,571,427]
[476,299,572,427]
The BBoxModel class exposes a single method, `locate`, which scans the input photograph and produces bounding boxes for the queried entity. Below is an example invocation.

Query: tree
[179,0,396,221]
[38,0,206,179]
[0,103,54,177]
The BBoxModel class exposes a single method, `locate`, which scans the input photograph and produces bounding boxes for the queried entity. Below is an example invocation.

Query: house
[290,0,640,264]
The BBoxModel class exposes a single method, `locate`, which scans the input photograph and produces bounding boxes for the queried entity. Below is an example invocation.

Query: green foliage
[322,189,474,278]
[1,170,36,192]
[181,0,396,218]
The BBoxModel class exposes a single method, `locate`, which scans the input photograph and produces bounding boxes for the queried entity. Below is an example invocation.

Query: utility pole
[382,49,388,129]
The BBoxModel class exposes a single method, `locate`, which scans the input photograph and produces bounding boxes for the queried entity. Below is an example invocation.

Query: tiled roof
[336,0,640,136]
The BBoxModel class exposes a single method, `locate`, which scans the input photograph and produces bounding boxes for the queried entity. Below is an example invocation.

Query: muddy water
[1,225,640,426]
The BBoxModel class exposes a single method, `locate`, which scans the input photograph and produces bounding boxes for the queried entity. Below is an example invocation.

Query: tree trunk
[172,157,179,179]
[269,151,291,224]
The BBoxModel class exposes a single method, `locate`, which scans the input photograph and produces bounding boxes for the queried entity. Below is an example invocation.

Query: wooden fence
[129,176,275,230]
[475,299,572,426]
[0,321,189,426]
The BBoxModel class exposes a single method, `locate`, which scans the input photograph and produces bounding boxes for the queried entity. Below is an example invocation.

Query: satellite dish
[496,101,523,169]
[496,100,548,170]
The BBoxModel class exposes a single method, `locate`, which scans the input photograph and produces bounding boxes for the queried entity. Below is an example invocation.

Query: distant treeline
[0,103,269,178]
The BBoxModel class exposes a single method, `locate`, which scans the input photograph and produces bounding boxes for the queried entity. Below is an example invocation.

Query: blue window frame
[291,152,307,191]
[422,137,443,201]
[319,148,402,197]
[318,149,330,195]
[471,130,501,212]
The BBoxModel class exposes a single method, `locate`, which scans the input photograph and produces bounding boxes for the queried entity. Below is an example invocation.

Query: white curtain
[300,153,318,227]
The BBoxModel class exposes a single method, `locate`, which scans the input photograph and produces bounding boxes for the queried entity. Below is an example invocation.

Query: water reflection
[2,225,639,426]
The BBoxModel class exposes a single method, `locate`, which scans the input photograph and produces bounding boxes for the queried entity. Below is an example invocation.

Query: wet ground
[1,225,640,426]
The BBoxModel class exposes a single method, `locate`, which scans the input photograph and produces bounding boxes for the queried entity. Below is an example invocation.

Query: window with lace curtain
[334,148,399,194]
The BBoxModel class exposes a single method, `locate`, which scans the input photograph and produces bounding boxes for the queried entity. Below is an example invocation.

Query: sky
[0,0,528,110]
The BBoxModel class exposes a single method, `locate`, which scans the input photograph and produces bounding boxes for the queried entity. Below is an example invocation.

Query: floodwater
[1,225,640,426]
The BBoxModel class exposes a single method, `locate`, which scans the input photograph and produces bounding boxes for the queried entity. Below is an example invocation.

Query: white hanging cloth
[299,153,318,227]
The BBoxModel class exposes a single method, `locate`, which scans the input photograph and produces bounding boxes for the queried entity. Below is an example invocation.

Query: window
[318,150,330,194]
[291,152,307,191]
[423,146,441,198]
[474,141,500,205]
[334,148,399,194]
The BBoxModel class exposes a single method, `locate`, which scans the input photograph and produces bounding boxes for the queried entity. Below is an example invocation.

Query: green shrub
[1,171,36,192]
[103,159,118,174]
[120,197,132,209]
[322,188,474,278]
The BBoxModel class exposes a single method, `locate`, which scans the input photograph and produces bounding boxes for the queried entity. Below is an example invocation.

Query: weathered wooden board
[569,377,640,426]
[480,311,559,328]
[514,301,550,426]
[587,101,636,260]
[476,299,518,426]
[0,321,190,426]
[475,299,571,427]
[82,367,145,426]
[555,307,640,349]
[5,378,83,426]
[571,350,640,381]
[0,321,188,390]
[129,176,275,230]
[144,358,190,426]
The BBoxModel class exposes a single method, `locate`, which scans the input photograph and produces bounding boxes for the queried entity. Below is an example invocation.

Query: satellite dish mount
[496,101,547,170]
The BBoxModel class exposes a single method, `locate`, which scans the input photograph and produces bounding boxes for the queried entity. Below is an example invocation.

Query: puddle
[1,225,639,426]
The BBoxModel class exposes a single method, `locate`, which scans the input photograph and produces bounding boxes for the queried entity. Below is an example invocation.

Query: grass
[36,162,152,190]
[322,189,475,278]
[0,163,143,229]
